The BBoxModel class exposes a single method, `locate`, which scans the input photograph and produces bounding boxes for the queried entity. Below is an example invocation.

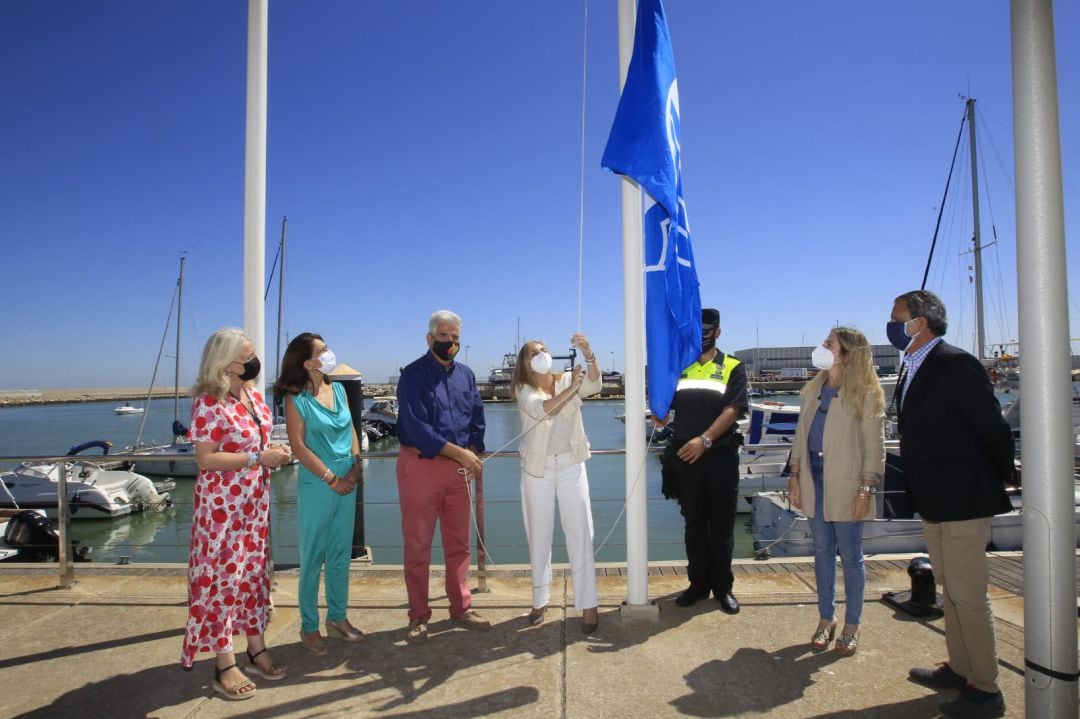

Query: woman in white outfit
[511,333,603,634]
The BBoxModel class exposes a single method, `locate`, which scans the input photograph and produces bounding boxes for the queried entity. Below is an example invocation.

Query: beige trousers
[922,517,1000,694]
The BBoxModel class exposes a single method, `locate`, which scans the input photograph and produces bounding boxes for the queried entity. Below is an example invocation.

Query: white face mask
[316,349,338,375]
[529,350,553,375]
[811,344,835,371]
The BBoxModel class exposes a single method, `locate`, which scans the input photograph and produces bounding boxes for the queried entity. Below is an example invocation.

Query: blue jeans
[808,454,865,625]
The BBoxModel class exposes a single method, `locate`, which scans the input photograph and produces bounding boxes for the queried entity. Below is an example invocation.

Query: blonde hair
[800,326,884,420]
[510,340,564,399]
[192,327,250,400]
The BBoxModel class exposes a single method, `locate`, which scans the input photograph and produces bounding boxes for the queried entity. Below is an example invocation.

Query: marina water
[0,397,760,566]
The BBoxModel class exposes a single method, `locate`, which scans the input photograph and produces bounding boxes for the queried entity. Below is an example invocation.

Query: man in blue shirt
[396,310,488,643]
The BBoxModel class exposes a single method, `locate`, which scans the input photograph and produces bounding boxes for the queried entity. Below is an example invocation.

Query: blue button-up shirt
[396,351,486,459]
[899,336,943,408]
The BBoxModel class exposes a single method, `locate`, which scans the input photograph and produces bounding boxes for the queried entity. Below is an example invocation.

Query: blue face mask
[886,320,915,352]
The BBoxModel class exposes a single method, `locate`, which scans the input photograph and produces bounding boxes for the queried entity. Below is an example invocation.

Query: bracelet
[585,354,596,363]
[329,476,339,488]
[321,467,333,482]
[247,450,260,467]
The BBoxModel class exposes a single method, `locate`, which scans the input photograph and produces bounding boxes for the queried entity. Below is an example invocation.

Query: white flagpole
[1010,0,1079,713]
[243,0,268,392]
[616,0,654,616]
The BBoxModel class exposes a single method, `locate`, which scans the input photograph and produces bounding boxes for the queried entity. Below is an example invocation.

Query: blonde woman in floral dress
[180,327,293,700]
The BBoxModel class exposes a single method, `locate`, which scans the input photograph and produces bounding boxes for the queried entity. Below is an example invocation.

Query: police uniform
[665,347,748,604]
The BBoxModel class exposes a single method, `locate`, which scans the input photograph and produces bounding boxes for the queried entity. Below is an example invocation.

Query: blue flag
[601,0,701,420]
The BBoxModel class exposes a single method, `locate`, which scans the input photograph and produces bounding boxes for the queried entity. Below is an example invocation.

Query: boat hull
[0,464,171,521]
[751,490,1078,557]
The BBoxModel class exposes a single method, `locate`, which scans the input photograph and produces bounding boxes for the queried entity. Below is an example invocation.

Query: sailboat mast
[275,216,287,386]
[967,98,986,359]
[173,254,185,428]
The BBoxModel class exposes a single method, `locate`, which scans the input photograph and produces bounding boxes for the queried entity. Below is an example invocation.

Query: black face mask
[238,356,261,381]
[701,330,717,354]
[431,340,460,362]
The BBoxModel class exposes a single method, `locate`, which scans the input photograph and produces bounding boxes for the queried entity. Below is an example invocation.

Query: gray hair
[895,290,948,336]
[428,310,462,334]
[193,327,250,399]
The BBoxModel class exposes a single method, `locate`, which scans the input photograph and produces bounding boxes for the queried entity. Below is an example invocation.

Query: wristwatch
[858,485,877,495]
[700,434,713,450]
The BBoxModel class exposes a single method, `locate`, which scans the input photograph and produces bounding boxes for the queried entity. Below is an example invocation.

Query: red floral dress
[180,389,273,669]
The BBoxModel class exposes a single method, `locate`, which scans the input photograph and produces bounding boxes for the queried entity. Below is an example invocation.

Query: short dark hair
[895,290,948,336]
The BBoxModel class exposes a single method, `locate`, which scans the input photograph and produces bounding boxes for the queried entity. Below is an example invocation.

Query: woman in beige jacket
[512,333,603,635]
[788,327,884,657]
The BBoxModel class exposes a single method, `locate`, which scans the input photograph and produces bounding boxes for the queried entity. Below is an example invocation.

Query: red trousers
[396,446,474,622]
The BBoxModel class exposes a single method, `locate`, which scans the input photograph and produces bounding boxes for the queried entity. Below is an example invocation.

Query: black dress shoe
[909,663,966,690]
[940,687,1005,718]
[674,587,709,607]
[716,591,740,614]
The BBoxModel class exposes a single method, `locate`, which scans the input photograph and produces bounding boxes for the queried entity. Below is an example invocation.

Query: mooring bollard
[882,555,942,618]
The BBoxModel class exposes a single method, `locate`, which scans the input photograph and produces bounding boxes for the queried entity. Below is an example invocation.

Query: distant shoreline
[0,383,624,407]
[0,384,400,408]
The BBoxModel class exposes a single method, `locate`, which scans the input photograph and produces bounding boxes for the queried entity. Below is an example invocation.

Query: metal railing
[0,442,800,589]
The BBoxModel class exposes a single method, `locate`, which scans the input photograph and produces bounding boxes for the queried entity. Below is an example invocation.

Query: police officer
[661,308,748,613]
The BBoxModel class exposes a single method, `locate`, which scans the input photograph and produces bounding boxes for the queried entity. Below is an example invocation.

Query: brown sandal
[213,663,256,700]
[299,630,329,656]
[326,619,364,642]
[246,647,286,680]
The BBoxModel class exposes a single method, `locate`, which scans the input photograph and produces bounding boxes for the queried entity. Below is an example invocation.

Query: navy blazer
[896,341,1013,521]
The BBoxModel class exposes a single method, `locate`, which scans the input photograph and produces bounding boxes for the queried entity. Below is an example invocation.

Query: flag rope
[576,0,589,332]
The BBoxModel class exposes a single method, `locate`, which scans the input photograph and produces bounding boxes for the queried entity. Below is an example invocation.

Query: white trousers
[520,455,598,611]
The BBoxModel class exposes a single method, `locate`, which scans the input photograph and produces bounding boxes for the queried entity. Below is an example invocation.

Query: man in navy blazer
[890,290,1012,719]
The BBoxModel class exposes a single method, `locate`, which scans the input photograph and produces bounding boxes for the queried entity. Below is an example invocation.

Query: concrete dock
[0,554,1064,718]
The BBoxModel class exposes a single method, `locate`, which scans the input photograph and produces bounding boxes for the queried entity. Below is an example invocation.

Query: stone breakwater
[0,384,403,407]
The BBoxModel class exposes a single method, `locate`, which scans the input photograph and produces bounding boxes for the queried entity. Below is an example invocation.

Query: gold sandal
[213,663,256,700]
[810,620,836,652]
[246,647,286,680]
[835,631,859,656]
[326,619,364,642]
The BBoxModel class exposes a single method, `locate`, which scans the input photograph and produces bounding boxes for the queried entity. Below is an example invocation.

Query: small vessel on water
[128,256,197,477]
[361,396,398,441]
[0,460,172,520]
[488,352,517,384]
[751,441,1080,557]
[0,508,92,562]
[114,404,144,416]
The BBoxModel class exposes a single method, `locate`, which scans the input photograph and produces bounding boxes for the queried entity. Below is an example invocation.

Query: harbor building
[734,344,902,380]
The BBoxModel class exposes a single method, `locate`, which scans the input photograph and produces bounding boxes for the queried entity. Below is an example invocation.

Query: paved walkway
[0,555,1045,718]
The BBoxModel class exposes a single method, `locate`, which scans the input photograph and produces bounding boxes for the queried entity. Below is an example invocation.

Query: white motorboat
[114,404,144,415]
[751,453,1080,557]
[488,352,517,384]
[362,396,398,441]
[0,463,172,520]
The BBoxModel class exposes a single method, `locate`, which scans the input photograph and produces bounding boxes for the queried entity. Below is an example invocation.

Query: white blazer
[515,371,602,476]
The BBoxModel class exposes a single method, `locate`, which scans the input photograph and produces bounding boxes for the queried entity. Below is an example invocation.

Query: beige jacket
[516,371,602,477]
[788,383,885,522]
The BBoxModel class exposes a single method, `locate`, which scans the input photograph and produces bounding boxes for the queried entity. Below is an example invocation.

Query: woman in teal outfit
[276,332,364,655]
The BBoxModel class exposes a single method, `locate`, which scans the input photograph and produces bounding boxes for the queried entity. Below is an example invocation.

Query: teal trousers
[297,462,356,633]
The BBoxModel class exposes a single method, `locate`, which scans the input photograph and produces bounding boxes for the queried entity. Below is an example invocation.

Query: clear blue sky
[2,1,1077,389]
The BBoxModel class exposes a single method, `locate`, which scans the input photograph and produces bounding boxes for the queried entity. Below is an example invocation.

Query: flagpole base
[619,600,660,622]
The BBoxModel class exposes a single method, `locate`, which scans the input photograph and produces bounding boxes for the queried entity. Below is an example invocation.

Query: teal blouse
[288,383,354,477]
